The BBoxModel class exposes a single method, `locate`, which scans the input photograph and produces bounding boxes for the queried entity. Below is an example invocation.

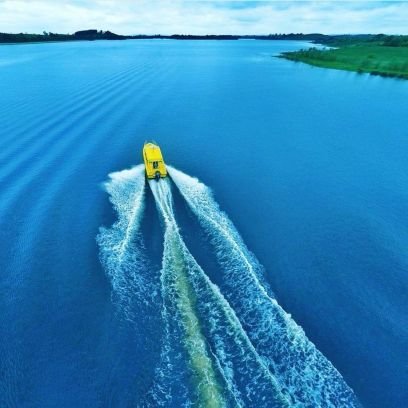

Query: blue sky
[0,1,407,35]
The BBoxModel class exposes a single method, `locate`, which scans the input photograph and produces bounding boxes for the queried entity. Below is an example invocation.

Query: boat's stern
[143,142,167,180]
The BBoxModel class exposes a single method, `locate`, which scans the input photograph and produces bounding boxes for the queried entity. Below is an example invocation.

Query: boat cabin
[143,142,167,180]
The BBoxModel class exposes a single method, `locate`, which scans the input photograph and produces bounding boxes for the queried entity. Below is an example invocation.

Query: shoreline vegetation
[280,34,408,79]
[0,29,329,43]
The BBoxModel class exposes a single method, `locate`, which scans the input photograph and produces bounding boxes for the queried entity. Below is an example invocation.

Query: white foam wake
[150,179,291,408]
[97,165,187,407]
[97,165,155,321]
[150,178,226,407]
[169,165,360,407]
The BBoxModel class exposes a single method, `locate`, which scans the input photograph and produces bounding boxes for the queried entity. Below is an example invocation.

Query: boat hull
[143,142,167,179]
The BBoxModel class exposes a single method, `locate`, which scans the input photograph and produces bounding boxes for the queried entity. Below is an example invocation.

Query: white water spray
[98,164,359,407]
[150,178,226,407]
[169,165,359,407]
[150,178,291,407]
[97,165,155,321]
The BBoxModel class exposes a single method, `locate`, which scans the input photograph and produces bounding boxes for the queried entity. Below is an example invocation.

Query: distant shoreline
[0,30,352,44]
[3,30,408,81]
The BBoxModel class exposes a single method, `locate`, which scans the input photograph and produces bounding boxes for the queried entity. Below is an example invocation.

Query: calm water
[0,40,407,407]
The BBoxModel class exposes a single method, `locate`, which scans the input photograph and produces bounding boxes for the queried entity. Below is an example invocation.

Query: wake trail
[97,165,156,321]
[169,165,360,407]
[98,164,358,407]
[150,179,290,408]
[150,179,226,407]
[97,165,171,407]
[97,165,172,408]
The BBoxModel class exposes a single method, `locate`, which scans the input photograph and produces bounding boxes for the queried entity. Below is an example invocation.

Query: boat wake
[97,165,157,322]
[169,166,359,407]
[98,165,360,407]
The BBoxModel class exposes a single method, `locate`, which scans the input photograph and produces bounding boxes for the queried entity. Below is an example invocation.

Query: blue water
[0,39,407,407]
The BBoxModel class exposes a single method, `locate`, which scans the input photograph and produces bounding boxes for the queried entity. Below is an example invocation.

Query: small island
[280,34,408,79]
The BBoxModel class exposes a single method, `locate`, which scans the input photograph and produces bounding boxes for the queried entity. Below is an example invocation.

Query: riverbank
[280,36,408,79]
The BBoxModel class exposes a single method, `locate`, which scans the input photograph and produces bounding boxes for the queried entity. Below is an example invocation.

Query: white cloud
[0,0,407,35]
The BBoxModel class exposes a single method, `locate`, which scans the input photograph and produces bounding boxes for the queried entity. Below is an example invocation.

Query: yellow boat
[142,142,167,180]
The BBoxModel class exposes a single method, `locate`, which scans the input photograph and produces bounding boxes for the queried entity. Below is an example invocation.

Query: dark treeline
[381,35,408,47]
[0,32,71,43]
[1,30,408,46]
[0,30,326,43]
[0,29,127,43]
[316,34,408,47]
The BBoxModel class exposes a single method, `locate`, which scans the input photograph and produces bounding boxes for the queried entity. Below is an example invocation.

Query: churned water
[0,40,407,407]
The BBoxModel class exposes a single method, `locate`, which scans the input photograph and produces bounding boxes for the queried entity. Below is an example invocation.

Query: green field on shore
[281,42,408,79]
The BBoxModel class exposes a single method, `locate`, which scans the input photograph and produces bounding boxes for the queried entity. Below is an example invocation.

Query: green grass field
[281,44,408,79]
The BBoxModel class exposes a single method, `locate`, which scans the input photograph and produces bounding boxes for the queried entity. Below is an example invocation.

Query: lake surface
[0,40,407,407]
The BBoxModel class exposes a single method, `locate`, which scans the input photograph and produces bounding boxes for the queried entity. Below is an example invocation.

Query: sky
[0,1,407,35]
